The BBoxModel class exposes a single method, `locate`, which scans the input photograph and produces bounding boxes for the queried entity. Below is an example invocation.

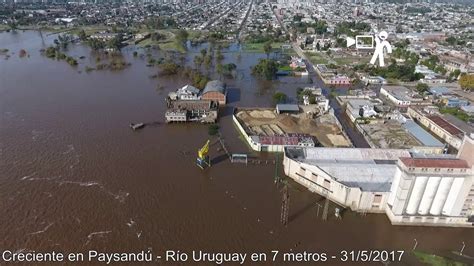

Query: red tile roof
[400,157,469,169]
[427,115,463,136]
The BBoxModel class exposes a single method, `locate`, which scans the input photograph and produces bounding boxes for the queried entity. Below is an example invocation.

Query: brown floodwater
[1,31,473,265]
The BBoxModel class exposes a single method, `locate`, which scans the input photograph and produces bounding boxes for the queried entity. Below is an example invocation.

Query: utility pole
[315,202,322,218]
[281,184,290,226]
[322,197,329,221]
[274,152,281,184]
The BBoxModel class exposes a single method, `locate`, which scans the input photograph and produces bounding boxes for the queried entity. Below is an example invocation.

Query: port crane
[196,140,211,169]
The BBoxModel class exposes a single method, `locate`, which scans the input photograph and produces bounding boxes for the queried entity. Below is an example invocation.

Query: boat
[130,123,145,131]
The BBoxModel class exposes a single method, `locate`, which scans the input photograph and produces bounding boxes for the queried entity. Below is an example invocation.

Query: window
[373,194,383,204]
[323,179,331,190]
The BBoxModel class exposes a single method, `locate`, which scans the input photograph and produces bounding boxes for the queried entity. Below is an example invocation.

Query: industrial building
[283,135,474,227]
[284,147,411,213]
[380,86,423,107]
[408,107,468,150]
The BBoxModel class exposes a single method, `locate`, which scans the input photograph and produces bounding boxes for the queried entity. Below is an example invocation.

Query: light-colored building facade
[284,147,411,213]
[283,135,474,227]
[386,156,472,226]
[408,107,464,150]
[380,86,412,106]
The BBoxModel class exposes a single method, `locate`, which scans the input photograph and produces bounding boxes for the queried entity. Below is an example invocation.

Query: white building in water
[283,135,474,227]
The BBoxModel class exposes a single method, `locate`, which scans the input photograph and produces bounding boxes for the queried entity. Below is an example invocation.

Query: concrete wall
[202,92,226,105]
[283,154,388,213]
[232,112,260,151]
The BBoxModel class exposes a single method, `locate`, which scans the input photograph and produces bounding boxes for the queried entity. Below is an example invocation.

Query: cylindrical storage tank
[406,176,429,215]
[442,178,465,216]
[418,176,441,215]
[430,178,454,215]
[388,169,401,206]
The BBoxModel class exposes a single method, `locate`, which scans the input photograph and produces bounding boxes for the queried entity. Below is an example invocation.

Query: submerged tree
[252,59,278,80]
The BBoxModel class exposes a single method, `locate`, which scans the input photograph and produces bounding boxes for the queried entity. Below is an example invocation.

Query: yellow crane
[198,140,210,160]
[196,140,211,169]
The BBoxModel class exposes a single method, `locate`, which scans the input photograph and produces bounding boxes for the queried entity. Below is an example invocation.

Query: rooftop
[402,120,444,147]
[203,80,226,94]
[382,86,413,102]
[167,100,217,111]
[427,115,463,136]
[429,87,451,96]
[276,104,300,112]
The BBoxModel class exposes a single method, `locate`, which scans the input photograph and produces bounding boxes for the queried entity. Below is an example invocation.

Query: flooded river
[1,31,473,265]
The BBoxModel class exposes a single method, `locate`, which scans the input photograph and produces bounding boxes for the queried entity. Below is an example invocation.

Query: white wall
[283,155,388,213]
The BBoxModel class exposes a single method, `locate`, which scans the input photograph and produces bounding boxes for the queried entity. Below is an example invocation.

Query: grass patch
[278,65,293,71]
[136,30,186,52]
[333,56,370,66]
[243,42,285,52]
[413,251,467,266]
[159,40,186,53]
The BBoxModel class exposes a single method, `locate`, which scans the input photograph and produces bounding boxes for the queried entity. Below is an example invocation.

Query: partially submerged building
[201,80,227,105]
[165,100,218,123]
[283,135,474,227]
[315,64,351,85]
[167,81,227,105]
[168,85,201,101]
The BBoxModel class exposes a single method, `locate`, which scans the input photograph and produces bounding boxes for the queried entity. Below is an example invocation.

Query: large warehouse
[283,135,474,227]
[201,80,227,105]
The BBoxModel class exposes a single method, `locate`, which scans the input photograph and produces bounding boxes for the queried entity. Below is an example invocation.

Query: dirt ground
[360,120,420,149]
[236,109,351,147]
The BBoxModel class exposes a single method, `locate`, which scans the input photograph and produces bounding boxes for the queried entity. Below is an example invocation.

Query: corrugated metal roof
[293,147,411,192]
[202,80,226,94]
[400,157,469,168]
[276,104,299,112]
[429,87,450,95]
[427,115,463,136]
[403,120,444,147]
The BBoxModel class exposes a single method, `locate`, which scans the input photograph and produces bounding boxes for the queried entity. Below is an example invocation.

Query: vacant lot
[236,109,351,147]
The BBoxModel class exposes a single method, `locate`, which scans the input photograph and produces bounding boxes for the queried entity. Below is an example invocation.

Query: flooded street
[1,31,473,265]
